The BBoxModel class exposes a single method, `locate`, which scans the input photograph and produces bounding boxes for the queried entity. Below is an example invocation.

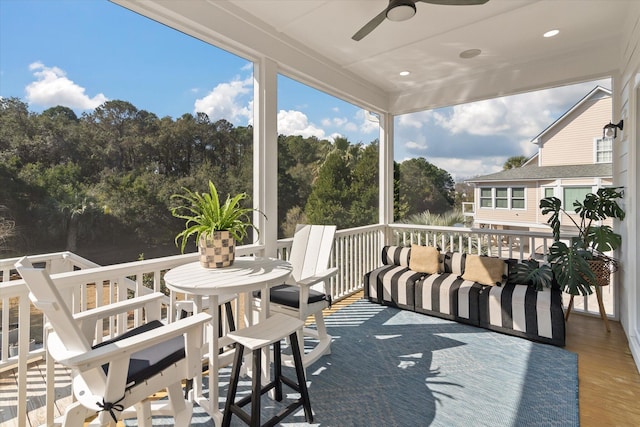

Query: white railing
[276,224,383,302]
[0,223,617,426]
[389,223,557,261]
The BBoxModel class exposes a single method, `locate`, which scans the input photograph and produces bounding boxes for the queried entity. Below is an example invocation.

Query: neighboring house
[466,86,613,235]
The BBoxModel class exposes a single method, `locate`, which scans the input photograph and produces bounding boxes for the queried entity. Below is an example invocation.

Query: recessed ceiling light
[399,71,410,76]
[544,29,559,38]
[459,49,481,59]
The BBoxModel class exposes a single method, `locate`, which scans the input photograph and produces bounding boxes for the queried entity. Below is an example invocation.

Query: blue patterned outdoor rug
[126,299,579,426]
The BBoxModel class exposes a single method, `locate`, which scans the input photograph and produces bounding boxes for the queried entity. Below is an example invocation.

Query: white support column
[253,58,279,257]
[379,112,394,245]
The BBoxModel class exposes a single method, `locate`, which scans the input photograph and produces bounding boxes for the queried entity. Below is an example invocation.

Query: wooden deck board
[0,369,19,427]
[1,293,639,426]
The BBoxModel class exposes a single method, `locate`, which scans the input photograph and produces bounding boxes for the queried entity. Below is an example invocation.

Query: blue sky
[0,0,610,181]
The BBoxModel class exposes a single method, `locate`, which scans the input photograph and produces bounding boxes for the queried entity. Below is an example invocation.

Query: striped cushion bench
[363,246,423,310]
[479,283,566,346]
[415,274,483,325]
[363,246,566,347]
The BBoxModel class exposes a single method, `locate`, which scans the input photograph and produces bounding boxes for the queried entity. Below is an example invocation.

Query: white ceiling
[111,0,632,114]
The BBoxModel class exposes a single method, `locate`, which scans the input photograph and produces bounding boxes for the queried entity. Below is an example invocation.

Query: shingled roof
[465,163,612,183]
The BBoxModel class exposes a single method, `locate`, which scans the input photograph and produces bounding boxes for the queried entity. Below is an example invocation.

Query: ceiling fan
[352,0,489,41]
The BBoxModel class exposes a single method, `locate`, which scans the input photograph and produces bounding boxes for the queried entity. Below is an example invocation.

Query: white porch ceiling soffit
[111,0,628,115]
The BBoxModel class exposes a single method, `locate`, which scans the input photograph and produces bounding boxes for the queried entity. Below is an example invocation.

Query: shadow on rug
[126,299,579,426]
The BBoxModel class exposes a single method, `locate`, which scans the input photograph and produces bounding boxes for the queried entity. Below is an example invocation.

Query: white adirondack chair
[255,224,337,367]
[15,257,211,427]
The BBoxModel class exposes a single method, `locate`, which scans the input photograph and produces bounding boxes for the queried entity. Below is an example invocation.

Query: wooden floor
[564,312,640,426]
[2,293,639,427]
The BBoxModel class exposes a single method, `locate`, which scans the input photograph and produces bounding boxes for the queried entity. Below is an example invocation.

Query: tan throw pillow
[461,255,506,286]
[409,245,440,274]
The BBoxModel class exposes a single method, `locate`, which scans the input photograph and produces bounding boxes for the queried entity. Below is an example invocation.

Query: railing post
[17,295,30,427]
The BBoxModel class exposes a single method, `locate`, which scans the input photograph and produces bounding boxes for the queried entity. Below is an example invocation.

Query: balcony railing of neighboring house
[0,223,616,426]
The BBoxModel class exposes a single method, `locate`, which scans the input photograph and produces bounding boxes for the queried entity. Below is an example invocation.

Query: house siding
[470,86,615,233]
[539,96,611,166]
[616,0,640,371]
[474,178,613,229]
[473,184,538,225]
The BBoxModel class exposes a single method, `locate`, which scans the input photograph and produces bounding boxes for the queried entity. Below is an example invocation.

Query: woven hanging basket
[199,231,235,268]
[587,258,611,287]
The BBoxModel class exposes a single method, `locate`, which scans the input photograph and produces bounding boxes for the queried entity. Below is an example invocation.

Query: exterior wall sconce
[603,120,624,139]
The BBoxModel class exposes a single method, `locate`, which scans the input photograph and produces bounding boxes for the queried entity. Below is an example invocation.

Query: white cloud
[320,115,361,136]
[434,100,512,136]
[322,117,348,127]
[25,62,107,110]
[405,141,427,151]
[278,109,327,139]
[194,76,252,124]
[429,157,504,181]
[397,110,433,129]
[344,122,358,132]
[395,78,611,180]
[432,78,612,139]
[358,109,380,135]
[518,138,538,158]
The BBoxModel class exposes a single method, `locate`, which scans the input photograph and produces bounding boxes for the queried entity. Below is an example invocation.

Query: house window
[511,188,525,209]
[495,188,508,208]
[564,187,591,212]
[595,137,613,163]
[544,188,554,198]
[480,188,492,208]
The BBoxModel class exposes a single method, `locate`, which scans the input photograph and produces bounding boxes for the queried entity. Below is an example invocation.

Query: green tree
[86,100,141,170]
[503,155,528,170]
[305,150,352,228]
[398,157,455,218]
[349,142,379,226]
[18,162,96,252]
[0,205,15,253]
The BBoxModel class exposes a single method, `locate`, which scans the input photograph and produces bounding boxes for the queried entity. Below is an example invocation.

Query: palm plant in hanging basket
[171,181,264,268]
[539,187,625,296]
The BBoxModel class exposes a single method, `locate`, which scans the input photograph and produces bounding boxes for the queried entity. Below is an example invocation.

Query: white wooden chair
[255,224,337,368]
[15,257,211,427]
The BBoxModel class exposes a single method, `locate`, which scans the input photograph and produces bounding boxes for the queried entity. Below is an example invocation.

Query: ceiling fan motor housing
[386,0,417,22]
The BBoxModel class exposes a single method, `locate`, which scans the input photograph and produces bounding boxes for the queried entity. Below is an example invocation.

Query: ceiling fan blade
[352,8,388,41]
[418,0,489,5]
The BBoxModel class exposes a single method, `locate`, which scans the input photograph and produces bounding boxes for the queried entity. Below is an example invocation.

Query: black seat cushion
[253,284,331,309]
[93,320,185,389]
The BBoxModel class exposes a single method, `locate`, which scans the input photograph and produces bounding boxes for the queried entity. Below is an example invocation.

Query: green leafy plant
[539,187,625,296]
[509,259,554,291]
[170,181,264,253]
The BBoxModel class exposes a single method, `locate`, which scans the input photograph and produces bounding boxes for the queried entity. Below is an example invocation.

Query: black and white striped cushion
[363,264,422,310]
[442,252,466,275]
[415,274,483,325]
[381,245,411,267]
[479,283,565,346]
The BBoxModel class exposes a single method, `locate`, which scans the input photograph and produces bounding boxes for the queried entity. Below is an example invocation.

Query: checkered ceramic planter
[199,231,235,268]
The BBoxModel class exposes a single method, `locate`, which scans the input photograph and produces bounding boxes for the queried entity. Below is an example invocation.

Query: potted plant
[171,180,264,268]
[509,259,554,291]
[539,186,625,296]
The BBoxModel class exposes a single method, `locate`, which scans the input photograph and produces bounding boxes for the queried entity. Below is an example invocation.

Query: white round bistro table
[164,256,292,426]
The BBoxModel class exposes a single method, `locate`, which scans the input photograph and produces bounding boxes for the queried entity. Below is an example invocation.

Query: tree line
[0,97,455,264]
